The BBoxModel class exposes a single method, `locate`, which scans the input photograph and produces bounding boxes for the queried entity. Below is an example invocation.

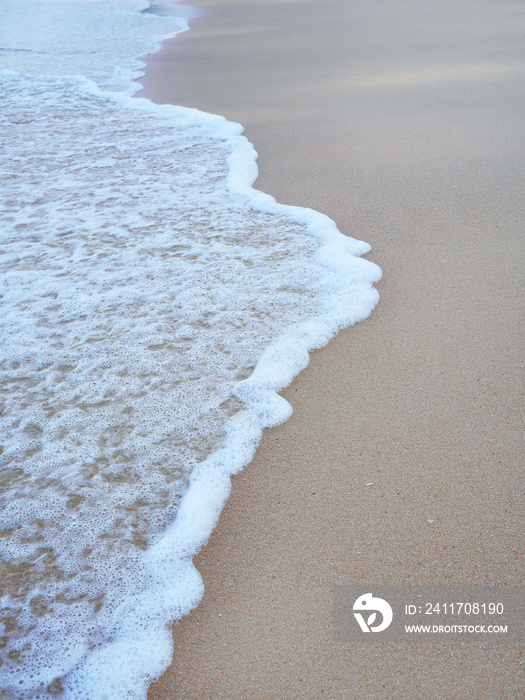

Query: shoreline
[139,1,524,697]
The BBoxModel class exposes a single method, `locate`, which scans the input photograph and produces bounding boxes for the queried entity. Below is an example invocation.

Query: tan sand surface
[138,1,524,697]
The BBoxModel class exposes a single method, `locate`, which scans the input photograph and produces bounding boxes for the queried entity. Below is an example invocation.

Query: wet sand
[139,0,524,697]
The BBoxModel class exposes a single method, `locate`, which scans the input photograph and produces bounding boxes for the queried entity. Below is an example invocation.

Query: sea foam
[0,2,381,698]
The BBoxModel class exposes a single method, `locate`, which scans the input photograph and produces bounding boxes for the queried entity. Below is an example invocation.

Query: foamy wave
[0,2,380,698]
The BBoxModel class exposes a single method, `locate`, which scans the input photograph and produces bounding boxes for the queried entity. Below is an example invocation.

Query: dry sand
[138,0,524,697]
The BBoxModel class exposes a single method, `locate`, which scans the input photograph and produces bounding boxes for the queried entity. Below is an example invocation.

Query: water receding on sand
[0,2,380,697]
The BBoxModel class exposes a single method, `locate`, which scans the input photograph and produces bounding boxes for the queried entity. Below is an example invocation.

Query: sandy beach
[139,1,524,697]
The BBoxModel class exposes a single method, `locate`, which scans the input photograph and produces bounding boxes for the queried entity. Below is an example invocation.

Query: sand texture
[139,1,524,697]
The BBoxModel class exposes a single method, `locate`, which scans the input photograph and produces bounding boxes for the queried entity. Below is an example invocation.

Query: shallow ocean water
[0,2,380,697]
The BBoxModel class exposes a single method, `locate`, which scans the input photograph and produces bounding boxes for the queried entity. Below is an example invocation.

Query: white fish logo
[353,593,393,633]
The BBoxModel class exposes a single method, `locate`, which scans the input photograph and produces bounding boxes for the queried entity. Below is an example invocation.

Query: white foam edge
[21,72,383,698]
